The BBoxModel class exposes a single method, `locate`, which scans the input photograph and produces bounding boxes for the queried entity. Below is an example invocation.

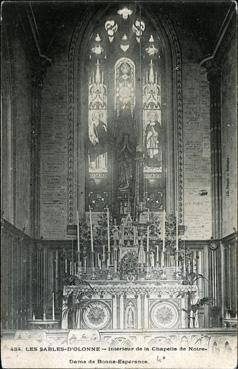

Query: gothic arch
[67,5,183,225]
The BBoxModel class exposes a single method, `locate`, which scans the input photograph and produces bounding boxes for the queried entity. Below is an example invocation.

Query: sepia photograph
[1,0,237,368]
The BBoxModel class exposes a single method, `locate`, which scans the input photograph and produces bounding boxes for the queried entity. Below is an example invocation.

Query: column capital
[204,60,222,83]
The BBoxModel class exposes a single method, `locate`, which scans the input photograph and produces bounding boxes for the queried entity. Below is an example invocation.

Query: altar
[61,279,197,330]
[62,210,201,331]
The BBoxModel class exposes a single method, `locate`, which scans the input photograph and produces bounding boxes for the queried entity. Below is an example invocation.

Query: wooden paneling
[1,220,33,329]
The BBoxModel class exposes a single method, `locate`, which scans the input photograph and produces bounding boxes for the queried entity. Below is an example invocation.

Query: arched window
[68,5,183,226]
[86,6,165,218]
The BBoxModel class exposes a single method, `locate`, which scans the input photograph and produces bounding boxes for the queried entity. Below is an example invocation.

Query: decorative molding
[63,283,197,298]
[163,14,183,224]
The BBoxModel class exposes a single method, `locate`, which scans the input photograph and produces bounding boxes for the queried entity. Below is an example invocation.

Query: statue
[88,111,107,162]
[113,106,136,193]
[144,111,161,167]
[126,303,135,328]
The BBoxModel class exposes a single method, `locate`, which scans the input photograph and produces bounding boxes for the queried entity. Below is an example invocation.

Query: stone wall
[40,34,70,239]
[183,64,212,240]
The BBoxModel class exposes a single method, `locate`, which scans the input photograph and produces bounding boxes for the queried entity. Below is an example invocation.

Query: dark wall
[2,10,32,236]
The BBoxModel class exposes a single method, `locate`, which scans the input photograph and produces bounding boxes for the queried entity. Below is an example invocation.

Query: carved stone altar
[61,281,197,330]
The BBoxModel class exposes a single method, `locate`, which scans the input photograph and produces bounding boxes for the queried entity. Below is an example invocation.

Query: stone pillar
[220,242,225,319]
[203,243,209,327]
[112,294,117,329]
[137,294,142,329]
[144,294,149,329]
[119,294,124,329]
[30,59,49,238]
[206,62,222,239]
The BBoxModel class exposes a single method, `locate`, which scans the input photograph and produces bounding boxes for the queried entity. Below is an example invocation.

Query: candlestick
[176,211,179,268]
[121,224,124,244]
[71,239,74,266]
[147,209,150,253]
[89,207,94,253]
[52,292,55,320]
[162,210,166,267]
[183,246,186,274]
[107,208,110,254]
[76,210,80,257]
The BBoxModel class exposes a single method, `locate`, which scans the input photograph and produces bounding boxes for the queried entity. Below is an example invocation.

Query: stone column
[137,294,142,329]
[203,243,209,327]
[31,59,50,238]
[206,62,222,239]
[143,294,149,329]
[112,294,117,329]
[220,242,225,318]
[119,294,124,329]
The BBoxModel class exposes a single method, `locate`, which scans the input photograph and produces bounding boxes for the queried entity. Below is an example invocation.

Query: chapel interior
[1,0,237,352]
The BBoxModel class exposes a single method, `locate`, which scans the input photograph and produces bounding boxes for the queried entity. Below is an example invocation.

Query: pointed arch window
[86,8,165,215]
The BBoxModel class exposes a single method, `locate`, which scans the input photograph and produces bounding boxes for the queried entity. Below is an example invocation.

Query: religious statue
[88,111,107,161]
[144,111,161,167]
[113,106,136,192]
[126,303,135,328]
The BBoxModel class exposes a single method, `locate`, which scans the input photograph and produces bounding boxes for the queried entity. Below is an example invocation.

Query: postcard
[1,0,237,368]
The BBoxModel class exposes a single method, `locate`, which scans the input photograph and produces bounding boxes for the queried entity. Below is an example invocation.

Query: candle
[84,257,87,273]
[102,245,105,263]
[89,206,94,253]
[97,253,99,269]
[156,245,159,264]
[52,292,55,320]
[32,312,35,321]
[107,208,110,254]
[65,259,67,273]
[133,226,136,245]
[114,258,117,273]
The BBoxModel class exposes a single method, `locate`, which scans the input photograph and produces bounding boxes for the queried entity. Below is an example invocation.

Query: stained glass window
[87,8,164,213]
